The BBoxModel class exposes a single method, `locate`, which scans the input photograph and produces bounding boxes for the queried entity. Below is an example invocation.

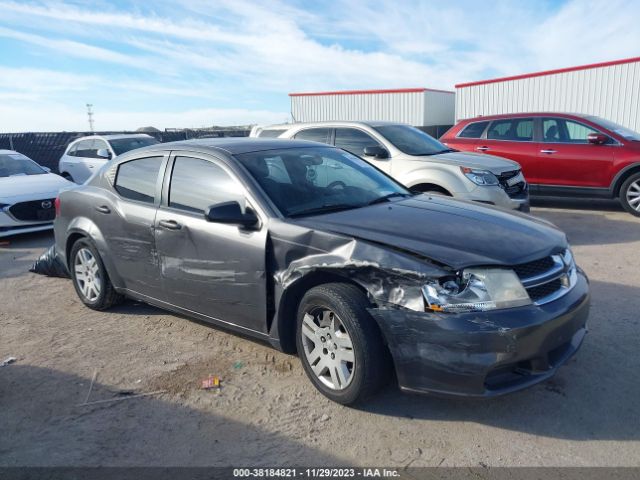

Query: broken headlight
[422,268,531,313]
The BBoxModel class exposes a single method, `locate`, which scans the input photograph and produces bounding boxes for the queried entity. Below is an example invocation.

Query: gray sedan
[54,138,589,404]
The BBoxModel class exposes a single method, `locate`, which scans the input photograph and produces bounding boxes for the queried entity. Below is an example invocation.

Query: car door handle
[540,149,557,154]
[95,205,111,214]
[158,219,182,230]
[476,146,490,151]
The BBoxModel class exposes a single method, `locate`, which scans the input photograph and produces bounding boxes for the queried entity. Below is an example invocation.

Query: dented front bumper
[369,271,589,397]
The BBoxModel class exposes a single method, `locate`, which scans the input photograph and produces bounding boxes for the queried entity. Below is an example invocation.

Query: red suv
[441,113,640,216]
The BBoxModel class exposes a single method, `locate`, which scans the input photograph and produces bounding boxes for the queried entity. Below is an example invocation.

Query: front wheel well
[410,183,452,196]
[276,271,370,354]
[613,164,640,197]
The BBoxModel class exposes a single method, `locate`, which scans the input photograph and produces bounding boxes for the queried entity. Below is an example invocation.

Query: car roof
[461,112,589,122]
[126,137,330,156]
[0,149,19,154]
[71,133,153,142]
[261,120,406,130]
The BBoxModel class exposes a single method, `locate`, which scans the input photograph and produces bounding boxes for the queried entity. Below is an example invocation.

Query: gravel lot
[1,198,639,467]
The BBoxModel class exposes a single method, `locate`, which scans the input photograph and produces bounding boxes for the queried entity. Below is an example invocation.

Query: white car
[0,150,74,238]
[252,121,530,212]
[58,134,159,183]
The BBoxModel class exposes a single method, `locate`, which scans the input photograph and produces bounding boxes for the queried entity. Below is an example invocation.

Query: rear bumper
[369,271,589,397]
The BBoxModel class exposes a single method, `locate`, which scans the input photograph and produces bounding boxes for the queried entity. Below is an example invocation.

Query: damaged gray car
[53,138,590,405]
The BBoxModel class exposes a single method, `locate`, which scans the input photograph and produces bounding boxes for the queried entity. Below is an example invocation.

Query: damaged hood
[292,195,567,270]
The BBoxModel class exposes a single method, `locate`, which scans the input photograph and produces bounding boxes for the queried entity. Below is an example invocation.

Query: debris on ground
[29,245,70,278]
[83,369,98,404]
[233,361,244,370]
[201,375,221,390]
[1,356,17,367]
[320,414,330,422]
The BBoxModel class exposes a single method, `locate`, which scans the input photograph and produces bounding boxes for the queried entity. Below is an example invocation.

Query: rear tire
[69,238,123,310]
[296,283,391,405]
[620,172,640,217]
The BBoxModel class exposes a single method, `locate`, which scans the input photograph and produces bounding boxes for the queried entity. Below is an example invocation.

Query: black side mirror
[205,201,259,228]
[363,145,390,159]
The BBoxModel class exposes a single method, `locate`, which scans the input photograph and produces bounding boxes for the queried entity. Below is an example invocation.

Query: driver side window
[334,128,381,157]
[169,156,243,214]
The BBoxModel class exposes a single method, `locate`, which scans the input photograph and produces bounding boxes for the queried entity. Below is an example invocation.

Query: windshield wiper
[288,203,360,218]
[366,192,411,206]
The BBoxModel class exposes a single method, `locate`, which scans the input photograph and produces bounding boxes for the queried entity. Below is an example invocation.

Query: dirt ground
[1,198,639,467]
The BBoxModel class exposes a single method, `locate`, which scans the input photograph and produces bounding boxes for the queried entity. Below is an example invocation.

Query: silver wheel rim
[74,248,102,301]
[301,307,355,390]
[626,181,640,211]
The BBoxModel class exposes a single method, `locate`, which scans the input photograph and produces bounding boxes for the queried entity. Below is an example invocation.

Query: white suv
[58,134,159,183]
[252,122,529,211]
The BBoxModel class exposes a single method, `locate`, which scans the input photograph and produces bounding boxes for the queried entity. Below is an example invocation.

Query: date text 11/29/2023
[233,468,400,478]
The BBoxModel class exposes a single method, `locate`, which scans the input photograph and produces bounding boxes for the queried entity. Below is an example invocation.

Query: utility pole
[86,103,95,132]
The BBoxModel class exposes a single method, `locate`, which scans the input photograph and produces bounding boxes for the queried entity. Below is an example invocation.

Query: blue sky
[0,0,638,132]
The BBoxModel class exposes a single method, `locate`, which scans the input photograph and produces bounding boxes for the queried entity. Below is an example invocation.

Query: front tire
[620,172,640,216]
[69,239,122,310]
[296,283,391,405]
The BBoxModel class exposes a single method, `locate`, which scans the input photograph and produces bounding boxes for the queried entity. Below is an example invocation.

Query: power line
[86,103,95,132]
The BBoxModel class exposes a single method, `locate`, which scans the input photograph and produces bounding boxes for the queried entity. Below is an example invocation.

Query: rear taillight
[54,197,60,218]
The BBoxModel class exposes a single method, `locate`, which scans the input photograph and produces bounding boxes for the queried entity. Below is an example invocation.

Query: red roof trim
[455,56,640,88]
[288,87,454,97]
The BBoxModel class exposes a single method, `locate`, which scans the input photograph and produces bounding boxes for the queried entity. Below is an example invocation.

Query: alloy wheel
[74,247,102,301]
[626,180,640,212]
[300,307,355,390]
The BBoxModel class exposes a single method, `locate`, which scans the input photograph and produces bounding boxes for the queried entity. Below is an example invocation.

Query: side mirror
[205,201,259,228]
[587,133,608,145]
[96,149,112,159]
[363,145,390,159]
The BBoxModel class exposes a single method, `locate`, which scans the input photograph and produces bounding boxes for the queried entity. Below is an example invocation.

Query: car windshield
[109,137,160,156]
[373,124,454,156]
[0,153,46,177]
[235,146,411,218]
[585,116,640,141]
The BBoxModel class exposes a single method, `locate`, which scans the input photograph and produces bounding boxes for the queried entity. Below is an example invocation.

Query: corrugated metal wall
[290,90,455,126]
[424,90,456,126]
[455,60,640,131]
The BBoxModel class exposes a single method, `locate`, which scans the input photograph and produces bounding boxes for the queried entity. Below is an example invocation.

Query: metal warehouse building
[455,56,640,131]
[289,88,456,136]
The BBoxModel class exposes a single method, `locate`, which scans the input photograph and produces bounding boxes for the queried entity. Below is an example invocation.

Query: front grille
[497,169,527,199]
[513,256,556,279]
[513,250,576,305]
[8,198,56,222]
[526,278,563,302]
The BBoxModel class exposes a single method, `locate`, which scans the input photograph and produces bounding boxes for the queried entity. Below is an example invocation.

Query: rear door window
[293,128,332,144]
[487,118,534,141]
[334,128,381,156]
[458,121,489,138]
[114,156,163,203]
[169,156,241,214]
